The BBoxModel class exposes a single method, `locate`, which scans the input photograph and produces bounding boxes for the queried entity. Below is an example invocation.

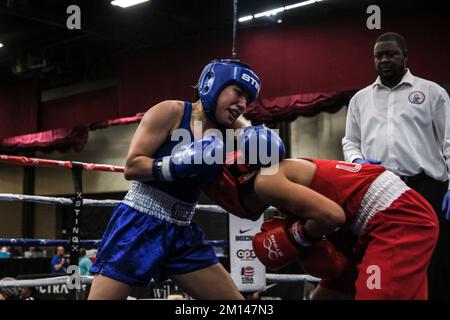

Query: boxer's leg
[171,263,244,300]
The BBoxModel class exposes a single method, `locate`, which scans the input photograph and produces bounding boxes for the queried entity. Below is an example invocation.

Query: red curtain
[0,113,144,154]
[0,127,88,154]
[244,91,355,126]
[0,82,38,139]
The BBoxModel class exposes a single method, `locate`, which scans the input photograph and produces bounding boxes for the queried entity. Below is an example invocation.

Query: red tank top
[304,158,385,226]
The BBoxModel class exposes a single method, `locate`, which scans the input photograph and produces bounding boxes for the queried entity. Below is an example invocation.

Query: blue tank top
[145,102,201,203]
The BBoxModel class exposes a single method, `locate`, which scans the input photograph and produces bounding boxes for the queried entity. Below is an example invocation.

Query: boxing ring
[0,154,319,299]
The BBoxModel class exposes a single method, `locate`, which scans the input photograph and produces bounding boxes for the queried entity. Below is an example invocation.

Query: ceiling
[0,0,443,90]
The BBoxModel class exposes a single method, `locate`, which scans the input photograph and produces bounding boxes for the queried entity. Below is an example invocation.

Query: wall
[290,107,347,160]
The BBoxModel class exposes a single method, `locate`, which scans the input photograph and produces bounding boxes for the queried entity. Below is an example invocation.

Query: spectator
[78,248,92,276]
[0,247,11,259]
[51,246,67,274]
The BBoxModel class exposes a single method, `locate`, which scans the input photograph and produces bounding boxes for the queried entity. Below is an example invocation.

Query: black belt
[400,172,440,184]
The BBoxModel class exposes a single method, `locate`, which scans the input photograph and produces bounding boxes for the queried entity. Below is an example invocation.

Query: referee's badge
[408,91,425,104]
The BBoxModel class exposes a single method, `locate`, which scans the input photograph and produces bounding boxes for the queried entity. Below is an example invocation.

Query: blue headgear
[197,59,261,123]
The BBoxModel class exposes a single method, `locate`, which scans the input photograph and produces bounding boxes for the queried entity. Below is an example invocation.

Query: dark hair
[375,32,407,55]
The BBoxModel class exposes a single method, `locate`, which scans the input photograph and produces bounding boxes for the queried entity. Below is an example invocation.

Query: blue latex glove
[442,190,450,221]
[352,158,382,165]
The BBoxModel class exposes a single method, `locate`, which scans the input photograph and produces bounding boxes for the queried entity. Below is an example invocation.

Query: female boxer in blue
[88,60,268,300]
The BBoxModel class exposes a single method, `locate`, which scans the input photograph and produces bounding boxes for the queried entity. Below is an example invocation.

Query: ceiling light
[285,0,322,11]
[238,15,253,22]
[239,1,325,23]
[111,0,150,8]
[254,7,285,19]
[0,43,3,48]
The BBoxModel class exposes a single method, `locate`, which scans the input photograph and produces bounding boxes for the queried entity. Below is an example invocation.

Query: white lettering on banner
[38,284,87,295]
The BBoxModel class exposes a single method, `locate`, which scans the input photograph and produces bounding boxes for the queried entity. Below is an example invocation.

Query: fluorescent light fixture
[238,15,253,22]
[111,0,149,8]
[254,7,285,19]
[285,0,322,10]
[239,1,325,22]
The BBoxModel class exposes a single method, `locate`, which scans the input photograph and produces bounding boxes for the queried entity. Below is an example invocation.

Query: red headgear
[201,152,267,220]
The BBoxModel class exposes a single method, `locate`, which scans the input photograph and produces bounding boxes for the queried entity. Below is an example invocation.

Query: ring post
[69,162,83,300]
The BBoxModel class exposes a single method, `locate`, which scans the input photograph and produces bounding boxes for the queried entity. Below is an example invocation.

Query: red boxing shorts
[320,189,438,300]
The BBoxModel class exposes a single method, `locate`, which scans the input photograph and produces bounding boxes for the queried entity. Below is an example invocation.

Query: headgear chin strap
[202,151,267,220]
[197,59,261,123]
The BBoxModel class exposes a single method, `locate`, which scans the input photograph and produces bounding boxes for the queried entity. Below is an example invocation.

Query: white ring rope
[0,276,94,288]
[0,193,279,213]
[0,273,318,288]
[266,273,320,283]
[0,193,119,207]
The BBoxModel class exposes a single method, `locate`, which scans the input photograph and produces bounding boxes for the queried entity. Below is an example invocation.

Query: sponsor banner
[229,214,265,292]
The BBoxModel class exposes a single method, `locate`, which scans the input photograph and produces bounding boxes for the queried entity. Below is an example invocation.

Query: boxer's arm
[124,100,183,181]
[254,171,345,238]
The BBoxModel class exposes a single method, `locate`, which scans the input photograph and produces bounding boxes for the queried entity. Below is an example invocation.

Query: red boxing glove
[253,217,351,278]
[253,217,314,270]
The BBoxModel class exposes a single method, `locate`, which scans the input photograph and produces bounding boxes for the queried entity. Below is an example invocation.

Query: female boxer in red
[206,158,438,299]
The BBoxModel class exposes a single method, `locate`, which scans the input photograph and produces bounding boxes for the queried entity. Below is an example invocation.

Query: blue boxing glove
[152,135,224,181]
[442,190,450,221]
[353,158,382,165]
[238,125,286,169]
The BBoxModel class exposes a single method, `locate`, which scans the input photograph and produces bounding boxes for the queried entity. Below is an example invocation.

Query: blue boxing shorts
[90,182,219,287]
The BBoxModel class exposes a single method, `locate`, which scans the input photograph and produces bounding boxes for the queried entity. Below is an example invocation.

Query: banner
[229,214,265,292]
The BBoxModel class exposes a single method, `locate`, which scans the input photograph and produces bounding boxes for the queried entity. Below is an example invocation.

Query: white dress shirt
[342,69,450,182]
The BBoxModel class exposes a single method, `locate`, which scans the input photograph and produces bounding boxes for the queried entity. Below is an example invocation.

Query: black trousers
[401,173,450,300]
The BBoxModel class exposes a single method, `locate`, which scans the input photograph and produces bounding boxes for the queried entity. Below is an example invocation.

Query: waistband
[351,170,410,236]
[122,181,197,226]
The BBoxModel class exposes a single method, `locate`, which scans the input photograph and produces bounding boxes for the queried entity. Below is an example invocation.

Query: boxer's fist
[152,136,223,182]
[252,218,300,270]
[237,125,285,169]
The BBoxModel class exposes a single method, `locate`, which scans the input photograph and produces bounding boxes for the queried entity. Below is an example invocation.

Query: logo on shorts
[241,266,255,284]
[408,91,425,104]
